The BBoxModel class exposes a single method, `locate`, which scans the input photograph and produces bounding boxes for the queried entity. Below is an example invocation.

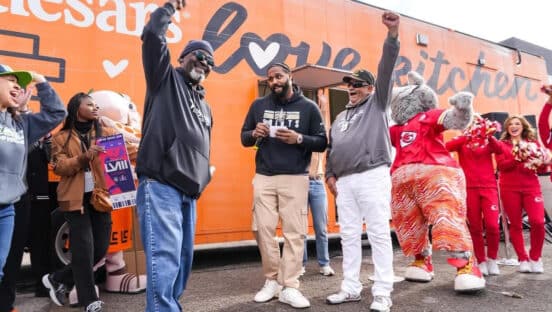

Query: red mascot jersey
[390,109,459,174]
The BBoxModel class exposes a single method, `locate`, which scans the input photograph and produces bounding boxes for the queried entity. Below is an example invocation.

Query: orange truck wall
[1,0,548,245]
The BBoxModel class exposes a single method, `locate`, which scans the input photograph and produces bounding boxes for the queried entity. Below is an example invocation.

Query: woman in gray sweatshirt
[0,64,66,282]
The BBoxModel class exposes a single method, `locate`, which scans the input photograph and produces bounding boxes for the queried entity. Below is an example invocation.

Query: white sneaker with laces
[326,290,361,304]
[519,261,532,273]
[530,259,544,273]
[85,300,104,312]
[254,279,282,303]
[370,295,392,312]
[478,261,489,276]
[487,259,500,275]
[69,285,100,306]
[279,287,310,308]
[320,265,335,276]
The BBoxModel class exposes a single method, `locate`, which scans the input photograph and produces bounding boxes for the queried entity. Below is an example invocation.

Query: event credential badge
[96,134,136,210]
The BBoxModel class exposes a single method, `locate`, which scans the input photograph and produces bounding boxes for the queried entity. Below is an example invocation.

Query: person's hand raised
[382,11,400,38]
[169,0,186,10]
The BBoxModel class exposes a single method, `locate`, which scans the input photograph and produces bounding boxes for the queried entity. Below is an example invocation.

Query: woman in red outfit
[446,116,502,276]
[496,115,548,273]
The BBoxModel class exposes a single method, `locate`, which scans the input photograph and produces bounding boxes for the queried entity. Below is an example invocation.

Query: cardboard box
[123,249,146,276]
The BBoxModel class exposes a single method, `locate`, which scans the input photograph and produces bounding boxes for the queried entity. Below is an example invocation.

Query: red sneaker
[405,254,434,282]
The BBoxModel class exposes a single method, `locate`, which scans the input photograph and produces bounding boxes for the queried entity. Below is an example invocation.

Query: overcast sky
[360,0,552,50]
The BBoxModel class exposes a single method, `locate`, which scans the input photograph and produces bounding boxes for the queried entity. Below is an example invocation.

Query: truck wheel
[51,208,72,268]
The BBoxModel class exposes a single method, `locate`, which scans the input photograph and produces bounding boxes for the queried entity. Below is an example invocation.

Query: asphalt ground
[14,232,552,312]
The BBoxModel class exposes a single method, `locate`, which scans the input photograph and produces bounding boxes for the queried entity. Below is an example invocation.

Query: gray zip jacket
[0,82,66,205]
[326,35,400,179]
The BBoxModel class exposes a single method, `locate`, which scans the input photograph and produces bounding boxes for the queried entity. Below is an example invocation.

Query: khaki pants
[252,174,309,288]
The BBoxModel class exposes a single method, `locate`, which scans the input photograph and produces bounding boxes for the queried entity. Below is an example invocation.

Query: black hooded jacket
[137,2,212,198]
[241,85,327,175]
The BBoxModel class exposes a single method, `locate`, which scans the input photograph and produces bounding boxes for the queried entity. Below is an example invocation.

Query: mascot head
[89,90,141,128]
[390,71,438,125]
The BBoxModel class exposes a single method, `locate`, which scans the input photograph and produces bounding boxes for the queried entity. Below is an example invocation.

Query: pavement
[14,234,552,312]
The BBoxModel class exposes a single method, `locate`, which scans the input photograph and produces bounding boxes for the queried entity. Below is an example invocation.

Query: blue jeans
[303,180,330,267]
[0,205,15,283]
[137,177,197,312]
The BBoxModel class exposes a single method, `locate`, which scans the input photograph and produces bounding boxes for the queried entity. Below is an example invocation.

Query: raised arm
[374,11,400,110]
[141,1,182,92]
[538,99,552,148]
[23,73,66,144]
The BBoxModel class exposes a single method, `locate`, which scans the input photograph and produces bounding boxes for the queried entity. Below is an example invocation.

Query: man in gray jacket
[325,11,400,312]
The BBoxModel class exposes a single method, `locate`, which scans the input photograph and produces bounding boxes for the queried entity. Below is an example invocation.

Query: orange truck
[1,0,549,249]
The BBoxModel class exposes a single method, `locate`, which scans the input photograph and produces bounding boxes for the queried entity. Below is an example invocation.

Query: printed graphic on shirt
[400,131,417,148]
[263,109,301,128]
[0,125,24,145]
[337,110,364,132]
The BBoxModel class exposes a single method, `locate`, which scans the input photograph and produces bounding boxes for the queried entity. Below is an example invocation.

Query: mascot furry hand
[389,71,485,293]
[90,90,146,294]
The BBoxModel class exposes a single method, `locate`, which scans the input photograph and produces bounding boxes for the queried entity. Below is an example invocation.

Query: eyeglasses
[347,81,369,88]
[192,50,215,67]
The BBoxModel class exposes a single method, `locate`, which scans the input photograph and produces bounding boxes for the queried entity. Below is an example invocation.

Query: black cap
[179,40,214,60]
[343,69,375,85]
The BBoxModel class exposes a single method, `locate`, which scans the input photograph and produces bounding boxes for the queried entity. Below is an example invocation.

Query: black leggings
[52,193,112,307]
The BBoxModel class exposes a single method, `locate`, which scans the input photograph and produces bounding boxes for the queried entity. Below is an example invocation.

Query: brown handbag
[90,187,113,213]
[89,160,113,213]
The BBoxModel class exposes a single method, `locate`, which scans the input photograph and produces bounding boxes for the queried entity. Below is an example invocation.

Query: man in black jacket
[241,62,327,309]
[136,0,214,311]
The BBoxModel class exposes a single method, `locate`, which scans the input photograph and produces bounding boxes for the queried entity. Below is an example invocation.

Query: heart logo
[248,42,280,69]
[103,59,129,78]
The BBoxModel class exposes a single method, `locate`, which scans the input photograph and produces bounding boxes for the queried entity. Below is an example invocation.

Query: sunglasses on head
[192,50,215,67]
[347,81,369,88]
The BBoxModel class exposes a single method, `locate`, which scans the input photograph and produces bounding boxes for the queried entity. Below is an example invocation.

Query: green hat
[0,64,32,88]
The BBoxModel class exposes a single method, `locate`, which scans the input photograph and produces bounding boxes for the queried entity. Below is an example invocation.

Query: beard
[270,79,290,98]
[178,61,206,84]
[188,68,206,84]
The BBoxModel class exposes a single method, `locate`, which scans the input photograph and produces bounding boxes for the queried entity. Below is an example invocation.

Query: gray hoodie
[0,82,66,205]
[326,35,400,179]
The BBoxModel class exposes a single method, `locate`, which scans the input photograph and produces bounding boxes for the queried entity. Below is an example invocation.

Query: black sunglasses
[193,50,215,67]
[347,81,370,88]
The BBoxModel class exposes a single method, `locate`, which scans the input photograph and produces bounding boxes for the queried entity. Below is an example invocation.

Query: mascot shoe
[449,257,486,292]
[404,254,434,282]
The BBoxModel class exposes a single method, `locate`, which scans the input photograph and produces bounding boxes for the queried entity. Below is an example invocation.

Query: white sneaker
[370,295,392,312]
[478,261,489,276]
[530,259,544,273]
[519,261,532,273]
[69,285,100,306]
[254,279,282,303]
[326,290,361,304]
[320,265,335,276]
[487,259,500,275]
[279,287,310,308]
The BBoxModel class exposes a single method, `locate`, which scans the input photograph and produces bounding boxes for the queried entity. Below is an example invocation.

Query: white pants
[336,166,394,297]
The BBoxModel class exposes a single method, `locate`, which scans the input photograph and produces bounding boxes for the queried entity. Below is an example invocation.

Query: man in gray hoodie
[325,11,400,312]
